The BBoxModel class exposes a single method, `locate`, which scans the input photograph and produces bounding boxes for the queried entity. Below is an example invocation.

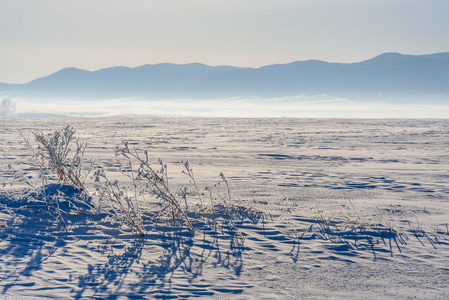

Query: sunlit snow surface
[1,118,449,299]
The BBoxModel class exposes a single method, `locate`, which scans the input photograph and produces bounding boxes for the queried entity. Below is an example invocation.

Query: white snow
[1,117,449,299]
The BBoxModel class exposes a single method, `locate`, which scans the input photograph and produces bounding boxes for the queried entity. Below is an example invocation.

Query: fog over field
[1,95,448,118]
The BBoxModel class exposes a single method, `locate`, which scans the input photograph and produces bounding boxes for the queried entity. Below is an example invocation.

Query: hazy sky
[1,0,449,83]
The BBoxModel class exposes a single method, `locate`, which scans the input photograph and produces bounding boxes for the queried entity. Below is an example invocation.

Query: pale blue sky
[1,0,449,83]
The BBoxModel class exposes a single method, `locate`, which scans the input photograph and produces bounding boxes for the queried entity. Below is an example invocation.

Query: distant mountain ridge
[1,52,449,103]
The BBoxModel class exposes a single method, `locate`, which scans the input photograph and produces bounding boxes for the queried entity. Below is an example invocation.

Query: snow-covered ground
[1,117,449,299]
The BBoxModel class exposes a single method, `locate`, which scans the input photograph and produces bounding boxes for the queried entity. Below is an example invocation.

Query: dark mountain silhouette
[18,63,238,98]
[1,52,448,103]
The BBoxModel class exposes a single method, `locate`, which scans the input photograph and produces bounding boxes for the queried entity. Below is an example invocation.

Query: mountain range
[1,52,449,103]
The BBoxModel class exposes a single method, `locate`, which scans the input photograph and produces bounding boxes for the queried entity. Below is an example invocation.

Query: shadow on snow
[0,185,447,299]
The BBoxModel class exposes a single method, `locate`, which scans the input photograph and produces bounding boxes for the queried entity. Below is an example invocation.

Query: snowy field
[1,117,449,299]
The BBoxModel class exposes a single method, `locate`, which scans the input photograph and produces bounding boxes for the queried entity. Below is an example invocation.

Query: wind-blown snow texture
[1,118,449,299]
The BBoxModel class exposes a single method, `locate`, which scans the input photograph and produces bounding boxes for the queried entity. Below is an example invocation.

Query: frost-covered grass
[4,125,260,236]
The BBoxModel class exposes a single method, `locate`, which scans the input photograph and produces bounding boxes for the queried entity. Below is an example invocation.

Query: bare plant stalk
[22,125,94,192]
[219,172,232,205]
[182,161,204,209]
[94,168,147,236]
[6,164,39,191]
[116,142,194,231]
[17,125,97,232]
